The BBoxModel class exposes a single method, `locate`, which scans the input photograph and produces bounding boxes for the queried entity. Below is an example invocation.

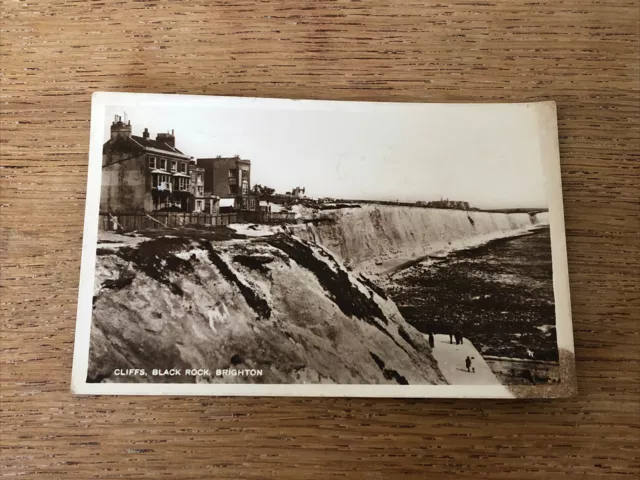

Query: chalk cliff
[292,205,549,274]
[88,231,446,385]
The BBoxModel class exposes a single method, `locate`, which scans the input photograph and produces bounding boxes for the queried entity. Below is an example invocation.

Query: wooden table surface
[1,1,639,478]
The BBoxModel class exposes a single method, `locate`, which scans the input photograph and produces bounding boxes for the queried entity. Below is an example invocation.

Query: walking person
[428,332,435,349]
[448,332,453,344]
[465,356,472,373]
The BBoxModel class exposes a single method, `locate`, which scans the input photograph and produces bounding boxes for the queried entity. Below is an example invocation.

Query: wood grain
[1,1,639,478]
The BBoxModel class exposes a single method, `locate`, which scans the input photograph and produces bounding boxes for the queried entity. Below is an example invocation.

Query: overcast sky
[104,99,548,209]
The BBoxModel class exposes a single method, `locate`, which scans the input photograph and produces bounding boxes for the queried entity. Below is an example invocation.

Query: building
[197,156,256,211]
[189,165,205,212]
[188,165,220,214]
[289,186,306,197]
[424,199,471,210]
[101,115,197,213]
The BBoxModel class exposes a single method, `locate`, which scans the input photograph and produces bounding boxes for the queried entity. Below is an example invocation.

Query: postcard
[71,92,576,397]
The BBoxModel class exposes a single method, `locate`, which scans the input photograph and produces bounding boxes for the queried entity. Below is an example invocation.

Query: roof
[198,156,251,165]
[130,135,188,157]
[103,135,192,160]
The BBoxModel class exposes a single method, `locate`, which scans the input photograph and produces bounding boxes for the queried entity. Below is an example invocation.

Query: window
[178,177,188,191]
[149,156,156,169]
[242,180,249,195]
[171,160,177,172]
[154,174,170,190]
[179,162,187,173]
[196,173,203,184]
[159,158,167,170]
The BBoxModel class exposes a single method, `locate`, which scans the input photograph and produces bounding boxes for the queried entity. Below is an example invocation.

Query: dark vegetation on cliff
[266,235,387,325]
[88,229,445,385]
[117,237,193,295]
[199,240,272,319]
[264,234,414,349]
[232,253,275,274]
[369,352,409,385]
[358,274,388,300]
[265,235,422,359]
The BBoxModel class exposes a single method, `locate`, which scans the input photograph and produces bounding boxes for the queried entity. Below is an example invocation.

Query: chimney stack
[143,127,150,140]
[156,131,175,148]
[110,114,132,140]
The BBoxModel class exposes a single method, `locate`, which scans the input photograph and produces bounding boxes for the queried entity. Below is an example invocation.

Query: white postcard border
[71,92,573,398]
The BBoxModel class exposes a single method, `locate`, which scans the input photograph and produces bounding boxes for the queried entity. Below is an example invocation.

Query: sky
[104,99,549,209]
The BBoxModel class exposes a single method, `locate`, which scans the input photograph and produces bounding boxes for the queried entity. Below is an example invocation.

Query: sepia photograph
[71,93,575,397]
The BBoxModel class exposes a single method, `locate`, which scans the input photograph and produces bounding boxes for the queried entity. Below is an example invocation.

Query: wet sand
[385,227,559,363]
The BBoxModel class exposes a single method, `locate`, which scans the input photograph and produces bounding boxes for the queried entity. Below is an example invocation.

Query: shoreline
[377,224,550,279]
[384,226,558,369]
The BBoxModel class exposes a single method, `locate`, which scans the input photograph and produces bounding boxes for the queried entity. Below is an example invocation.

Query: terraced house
[101,115,204,213]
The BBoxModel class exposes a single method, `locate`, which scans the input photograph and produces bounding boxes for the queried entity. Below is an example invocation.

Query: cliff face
[292,205,549,274]
[89,231,446,385]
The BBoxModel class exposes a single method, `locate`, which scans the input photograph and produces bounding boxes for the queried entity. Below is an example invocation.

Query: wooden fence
[99,211,297,232]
